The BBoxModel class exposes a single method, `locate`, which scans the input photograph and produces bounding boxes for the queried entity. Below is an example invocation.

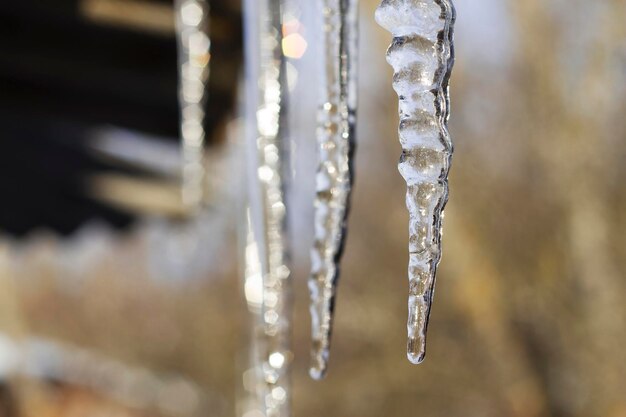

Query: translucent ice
[243,0,292,415]
[309,0,359,380]
[375,0,455,364]
[175,0,211,208]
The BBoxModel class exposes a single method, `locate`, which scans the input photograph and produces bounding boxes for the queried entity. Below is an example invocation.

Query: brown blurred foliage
[290,1,626,417]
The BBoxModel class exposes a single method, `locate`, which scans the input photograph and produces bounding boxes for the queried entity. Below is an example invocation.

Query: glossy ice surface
[175,0,211,208]
[375,0,455,364]
[243,0,292,415]
[309,0,359,380]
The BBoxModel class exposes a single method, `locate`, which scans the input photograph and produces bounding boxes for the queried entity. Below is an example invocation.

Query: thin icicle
[375,0,455,364]
[309,0,359,380]
[175,0,211,208]
[239,208,267,417]
[243,0,292,416]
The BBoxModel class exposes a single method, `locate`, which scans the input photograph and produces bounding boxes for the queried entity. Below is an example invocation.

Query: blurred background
[0,0,625,416]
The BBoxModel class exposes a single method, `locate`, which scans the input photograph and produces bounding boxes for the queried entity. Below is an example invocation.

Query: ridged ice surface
[175,0,210,208]
[309,0,359,380]
[375,0,455,364]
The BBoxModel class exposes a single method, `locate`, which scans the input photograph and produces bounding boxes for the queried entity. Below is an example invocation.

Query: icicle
[239,208,267,417]
[243,0,292,416]
[308,0,359,380]
[375,0,455,364]
[175,0,211,208]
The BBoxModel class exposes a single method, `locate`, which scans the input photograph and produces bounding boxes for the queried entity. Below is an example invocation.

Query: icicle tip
[309,340,329,380]
[407,338,426,364]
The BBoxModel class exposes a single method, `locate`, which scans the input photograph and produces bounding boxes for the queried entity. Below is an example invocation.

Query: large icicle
[243,0,292,416]
[309,0,359,380]
[175,0,211,208]
[375,0,455,364]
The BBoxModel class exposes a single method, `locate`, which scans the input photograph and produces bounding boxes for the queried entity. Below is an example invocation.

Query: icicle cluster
[243,0,292,416]
[375,0,455,364]
[175,0,211,208]
[309,0,359,380]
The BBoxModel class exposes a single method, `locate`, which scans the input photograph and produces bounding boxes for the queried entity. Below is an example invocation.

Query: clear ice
[309,0,359,380]
[375,0,456,364]
[175,0,211,208]
[243,0,292,415]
